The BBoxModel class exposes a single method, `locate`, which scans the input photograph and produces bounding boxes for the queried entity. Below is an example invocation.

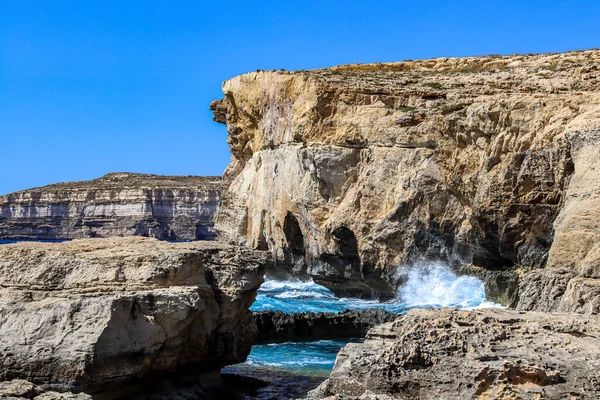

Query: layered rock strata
[310,308,600,399]
[0,237,270,392]
[253,309,398,343]
[0,173,221,241]
[211,50,600,302]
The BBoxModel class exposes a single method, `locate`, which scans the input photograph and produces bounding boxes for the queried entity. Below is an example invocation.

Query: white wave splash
[259,278,335,293]
[395,262,501,309]
[252,263,501,314]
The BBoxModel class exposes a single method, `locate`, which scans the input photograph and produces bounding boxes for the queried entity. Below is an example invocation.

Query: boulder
[0,237,271,392]
[0,379,91,400]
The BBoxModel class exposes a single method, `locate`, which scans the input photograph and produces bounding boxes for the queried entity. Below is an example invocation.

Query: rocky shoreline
[310,308,600,399]
[1,49,600,399]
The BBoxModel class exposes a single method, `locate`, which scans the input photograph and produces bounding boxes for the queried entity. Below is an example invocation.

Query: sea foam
[251,262,501,314]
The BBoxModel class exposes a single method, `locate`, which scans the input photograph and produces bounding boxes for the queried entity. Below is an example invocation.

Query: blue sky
[1,1,599,194]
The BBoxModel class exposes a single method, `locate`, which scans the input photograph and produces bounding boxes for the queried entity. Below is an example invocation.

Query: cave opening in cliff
[313,226,362,282]
[283,212,305,256]
[331,226,359,260]
[281,212,307,275]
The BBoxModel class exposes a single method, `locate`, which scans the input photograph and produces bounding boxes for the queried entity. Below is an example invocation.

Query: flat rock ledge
[309,308,600,400]
[253,309,399,343]
[0,237,272,394]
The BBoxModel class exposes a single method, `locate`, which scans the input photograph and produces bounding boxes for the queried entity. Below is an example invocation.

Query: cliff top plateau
[1,172,221,197]
[213,48,600,157]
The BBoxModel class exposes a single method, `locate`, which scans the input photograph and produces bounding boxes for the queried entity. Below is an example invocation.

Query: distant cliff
[0,172,221,241]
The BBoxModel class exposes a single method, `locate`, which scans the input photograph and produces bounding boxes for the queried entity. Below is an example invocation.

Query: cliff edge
[211,49,600,308]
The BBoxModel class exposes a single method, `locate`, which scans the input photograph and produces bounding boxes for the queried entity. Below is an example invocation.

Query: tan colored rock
[0,379,40,398]
[0,237,271,391]
[517,127,600,313]
[211,50,600,300]
[0,379,91,400]
[309,308,600,399]
[0,173,221,241]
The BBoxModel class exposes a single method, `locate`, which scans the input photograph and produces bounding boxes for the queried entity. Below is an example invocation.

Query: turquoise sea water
[222,339,362,399]
[0,239,66,244]
[250,262,498,314]
[241,339,360,377]
[230,263,501,398]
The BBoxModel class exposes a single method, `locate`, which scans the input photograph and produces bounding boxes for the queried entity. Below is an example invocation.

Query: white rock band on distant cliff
[0,172,221,241]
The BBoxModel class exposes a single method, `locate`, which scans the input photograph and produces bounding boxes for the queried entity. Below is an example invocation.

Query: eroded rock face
[211,50,600,300]
[0,173,221,241]
[517,127,600,314]
[309,308,600,400]
[0,237,271,392]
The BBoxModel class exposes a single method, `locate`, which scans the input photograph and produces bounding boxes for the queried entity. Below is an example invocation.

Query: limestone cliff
[0,237,271,392]
[211,50,600,303]
[0,173,221,241]
[516,127,600,314]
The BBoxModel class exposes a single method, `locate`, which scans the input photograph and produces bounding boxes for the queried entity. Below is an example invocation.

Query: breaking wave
[395,261,498,309]
[251,262,500,314]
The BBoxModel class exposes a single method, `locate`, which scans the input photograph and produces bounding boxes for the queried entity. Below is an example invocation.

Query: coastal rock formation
[0,173,221,241]
[517,127,600,314]
[211,50,600,301]
[253,309,398,343]
[0,237,270,392]
[310,308,600,399]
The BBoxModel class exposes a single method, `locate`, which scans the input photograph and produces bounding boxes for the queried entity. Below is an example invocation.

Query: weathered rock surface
[0,237,271,393]
[0,379,91,399]
[0,173,221,241]
[309,308,600,399]
[517,127,600,314]
[253,309,398,343]
[211,50,600,301]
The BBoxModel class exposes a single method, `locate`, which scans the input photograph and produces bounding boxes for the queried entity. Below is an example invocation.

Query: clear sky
[1,1,599,194]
